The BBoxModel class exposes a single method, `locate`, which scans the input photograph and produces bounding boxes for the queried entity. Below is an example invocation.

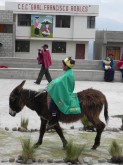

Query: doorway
[106,46,120,60]
[75,44,85,59]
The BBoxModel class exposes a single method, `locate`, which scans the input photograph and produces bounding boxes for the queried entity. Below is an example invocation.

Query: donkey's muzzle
[9,108,16,117]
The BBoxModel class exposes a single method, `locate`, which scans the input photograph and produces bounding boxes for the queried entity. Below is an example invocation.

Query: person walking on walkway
[34,44,52,85]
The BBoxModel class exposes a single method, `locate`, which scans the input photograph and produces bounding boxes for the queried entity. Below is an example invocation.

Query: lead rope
[35,87,47,97]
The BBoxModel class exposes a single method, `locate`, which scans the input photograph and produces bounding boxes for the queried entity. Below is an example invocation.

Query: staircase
[0,57,121,82]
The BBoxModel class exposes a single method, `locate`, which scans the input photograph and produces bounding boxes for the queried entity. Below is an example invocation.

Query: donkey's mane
[22,88,46,99]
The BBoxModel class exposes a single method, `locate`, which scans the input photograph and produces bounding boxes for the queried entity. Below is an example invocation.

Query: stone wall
[0,10,14,57]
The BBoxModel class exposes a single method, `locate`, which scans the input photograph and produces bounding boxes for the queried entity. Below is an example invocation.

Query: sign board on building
[5,2,98,16]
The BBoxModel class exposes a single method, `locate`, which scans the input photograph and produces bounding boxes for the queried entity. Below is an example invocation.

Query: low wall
[0,68,122,82]
[0,57,119,70]
[0,57,121,82]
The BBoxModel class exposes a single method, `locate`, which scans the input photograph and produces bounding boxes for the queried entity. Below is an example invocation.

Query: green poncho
[47,69,81,114]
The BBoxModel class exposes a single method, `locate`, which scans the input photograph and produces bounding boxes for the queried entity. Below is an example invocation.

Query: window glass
[87,16,95,29]
[52,42,66,53]
[18,14,31,26]
[56,15,70,28]
[0,24,13,33]
[15,40,30,52]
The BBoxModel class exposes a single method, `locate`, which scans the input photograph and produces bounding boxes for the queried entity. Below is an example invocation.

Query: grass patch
[109,140,123,163]
[81,115,91,126]
[64,140,85,163]
[1,128,123,161]
[21,117,29,130]
[109,140,122,158]
[20,136,37,162]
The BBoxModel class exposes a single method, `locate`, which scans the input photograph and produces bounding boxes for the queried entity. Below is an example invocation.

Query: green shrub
[20,136,37,162]
[109,140,122,158]
[81,115,95,131]
[21,117,29,130]
[81,115,91,126]
[64,140,85,163]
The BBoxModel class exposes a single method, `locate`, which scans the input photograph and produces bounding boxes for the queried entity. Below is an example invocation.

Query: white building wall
[53,16,74,40]
[5,2,98,59]
[16,27,30,39]
[15,40,89,59]
[16,16,74,40]
[16,15,95,41]
[73,16,95,41]
[15,13,90,59]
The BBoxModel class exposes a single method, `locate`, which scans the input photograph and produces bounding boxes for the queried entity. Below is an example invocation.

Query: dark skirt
[104,69,114,82]
[34,28,39,35]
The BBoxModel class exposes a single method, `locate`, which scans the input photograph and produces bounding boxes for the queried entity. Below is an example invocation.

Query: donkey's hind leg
[91,119,105,150]
[54,123,68,148]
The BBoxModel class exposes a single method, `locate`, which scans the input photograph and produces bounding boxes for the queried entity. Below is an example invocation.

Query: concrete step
[0,57,121,82]
[0,68,122,82]
[0,57,119,70]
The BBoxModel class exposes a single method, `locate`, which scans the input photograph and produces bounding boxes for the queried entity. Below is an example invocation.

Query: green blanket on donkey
[47,69,81,114]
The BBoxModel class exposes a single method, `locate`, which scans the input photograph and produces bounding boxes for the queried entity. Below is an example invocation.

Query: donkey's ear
[20,80,26,88]
[14,80,26,93]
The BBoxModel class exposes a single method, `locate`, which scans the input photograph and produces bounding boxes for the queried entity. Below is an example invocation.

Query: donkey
[9,80,109,150]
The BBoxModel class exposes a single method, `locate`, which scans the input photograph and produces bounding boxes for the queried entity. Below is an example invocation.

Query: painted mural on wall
[31,15,53,38]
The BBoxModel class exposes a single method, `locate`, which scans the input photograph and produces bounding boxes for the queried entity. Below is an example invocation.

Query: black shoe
[34,81,39,84]
[47,117,58,129]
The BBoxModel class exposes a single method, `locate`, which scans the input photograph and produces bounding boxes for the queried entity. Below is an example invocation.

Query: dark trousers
[36,65,52,84]
[120,69,123,78]
[49,99,58,116]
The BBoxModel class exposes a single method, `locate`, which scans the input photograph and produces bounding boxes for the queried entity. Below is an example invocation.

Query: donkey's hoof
[33,143,41,148]
[91,146,96,150]
[91,144,99,150]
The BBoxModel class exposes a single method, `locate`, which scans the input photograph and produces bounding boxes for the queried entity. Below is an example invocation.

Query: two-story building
[4,1,99,59]
[94,30,123,60]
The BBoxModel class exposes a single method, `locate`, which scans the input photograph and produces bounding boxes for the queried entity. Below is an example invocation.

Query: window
[15,40,30,52]
[18,14,31,26]
[56,15,70,28]
[0,24,13,33]
[87,16,95,28]
[52,42,66,53]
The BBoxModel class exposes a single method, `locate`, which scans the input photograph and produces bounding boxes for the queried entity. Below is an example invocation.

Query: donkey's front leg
[35,118,47,147]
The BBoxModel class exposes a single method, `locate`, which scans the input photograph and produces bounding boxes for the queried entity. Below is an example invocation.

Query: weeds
[109,140,123,163]
[109,140,122,158]
[81,115,95,131]
[20,136,37,163]
[21,117,29,130]
[64,140,85,163]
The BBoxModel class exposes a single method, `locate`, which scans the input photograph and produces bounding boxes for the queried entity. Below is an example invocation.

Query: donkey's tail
[103,95,109,124]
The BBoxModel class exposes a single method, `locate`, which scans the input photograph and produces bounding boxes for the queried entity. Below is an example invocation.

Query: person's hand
[38,49,42,54]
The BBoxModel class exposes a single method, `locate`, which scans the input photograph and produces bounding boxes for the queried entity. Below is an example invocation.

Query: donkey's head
[9,80,26,117]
